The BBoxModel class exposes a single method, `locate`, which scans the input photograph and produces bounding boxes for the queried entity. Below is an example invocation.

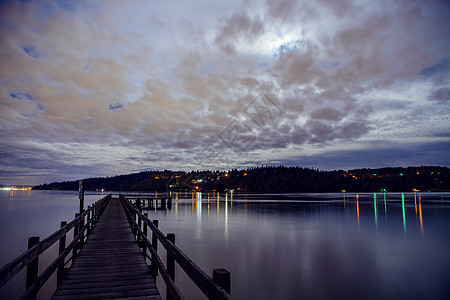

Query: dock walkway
[52,197,161,299]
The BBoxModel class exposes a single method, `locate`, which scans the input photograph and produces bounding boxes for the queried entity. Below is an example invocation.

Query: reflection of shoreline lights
[197,192,202,221]
[195,192,202,239]
[419,195,424,237]
[402,193,407,233]
[356,194,360,226]
[1,187,32,191]
[414,191,417,214]
[384,192,387,218]
[225,193,228,239]
[217,192,220,216]
[374,193,378,229]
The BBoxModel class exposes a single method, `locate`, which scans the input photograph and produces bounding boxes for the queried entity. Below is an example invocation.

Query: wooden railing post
[57,221,67,285]
[87,205,91,235]
[137,210,142,243]
[91,204,95,226]
[213,268,231,294]
[79,179,84,214]
[151,220,159,277]
[94,204,98,224]
[73,213,79,258]
[167,233,175,300]
[143,213,148,258]
[132,211,136,235]
[80,209,85,244]
[26,236,40,298]
[168,196,172,210]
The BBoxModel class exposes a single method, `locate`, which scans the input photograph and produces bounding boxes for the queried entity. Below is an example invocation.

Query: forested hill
[32,166,449,193]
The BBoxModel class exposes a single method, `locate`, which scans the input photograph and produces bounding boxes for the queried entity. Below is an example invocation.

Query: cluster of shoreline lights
[341,188,421,193]
[0,186,32,191]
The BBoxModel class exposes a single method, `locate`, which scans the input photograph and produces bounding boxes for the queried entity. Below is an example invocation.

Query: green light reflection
[402,193,406,233]
[374,193,378,228]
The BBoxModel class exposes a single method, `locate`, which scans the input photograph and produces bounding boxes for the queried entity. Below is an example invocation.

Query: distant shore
[32,166,450,193]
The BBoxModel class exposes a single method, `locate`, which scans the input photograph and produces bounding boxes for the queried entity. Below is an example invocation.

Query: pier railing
[119,194,231,300]
[123,193,173,210]
[0,193,111,299]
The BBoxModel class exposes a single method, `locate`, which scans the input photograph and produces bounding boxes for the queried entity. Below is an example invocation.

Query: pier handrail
[0,193,111,299]
[119,194,231,300]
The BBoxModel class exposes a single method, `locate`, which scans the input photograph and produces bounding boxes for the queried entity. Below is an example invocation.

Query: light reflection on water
[1,191,449,300]
[152,191,450,300]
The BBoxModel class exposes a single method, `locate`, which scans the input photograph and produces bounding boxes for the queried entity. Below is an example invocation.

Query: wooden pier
[0,194,231,300]
[52,197,160,299]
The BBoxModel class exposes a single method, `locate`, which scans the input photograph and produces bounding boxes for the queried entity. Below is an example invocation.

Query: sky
[0,0,449,185]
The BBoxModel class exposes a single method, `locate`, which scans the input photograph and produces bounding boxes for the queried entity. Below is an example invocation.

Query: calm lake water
[1,190,449,299]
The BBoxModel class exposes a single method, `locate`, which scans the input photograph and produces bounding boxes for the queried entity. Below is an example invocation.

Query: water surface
[1,191,449,299]
[0,190,105,299]
[149,191,450,300]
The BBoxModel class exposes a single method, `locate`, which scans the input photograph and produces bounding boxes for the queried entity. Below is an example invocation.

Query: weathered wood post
[57,221,67,285]
[143,213,148,258]
[213,268,231,294]
[87,205,91,234]
[73,213,80,258]
[131,209,136,236]
[167,233,175,300]
[80,212,85,245]
[79,180,84,214]
[26,236,40,298]
[137,210,142,243]
[168,196,172,210]
[151,220,159,277]
[91,204,96,226]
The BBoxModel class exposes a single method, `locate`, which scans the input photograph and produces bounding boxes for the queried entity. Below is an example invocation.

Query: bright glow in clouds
[0,0,449,185]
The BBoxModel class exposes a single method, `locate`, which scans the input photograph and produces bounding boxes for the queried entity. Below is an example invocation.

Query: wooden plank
[52,198,160,300]
[63,266,147,276]
[54,285,159,295]
[52,290,161,300]
[55,278,152,288]
[63,271,150,281]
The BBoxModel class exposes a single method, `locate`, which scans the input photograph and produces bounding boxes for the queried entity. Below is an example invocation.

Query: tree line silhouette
[33,165,449,193]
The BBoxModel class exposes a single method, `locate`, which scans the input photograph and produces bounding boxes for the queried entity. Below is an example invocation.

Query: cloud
[282,140,450,170]
[215,12,266,55]
[429,88,450,103]
[0,0,449,184]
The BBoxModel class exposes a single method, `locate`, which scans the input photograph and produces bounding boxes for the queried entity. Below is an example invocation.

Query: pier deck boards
[52,198,160,300]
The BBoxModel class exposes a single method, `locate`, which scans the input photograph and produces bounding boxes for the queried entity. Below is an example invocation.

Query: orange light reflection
[356,194,360,226]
